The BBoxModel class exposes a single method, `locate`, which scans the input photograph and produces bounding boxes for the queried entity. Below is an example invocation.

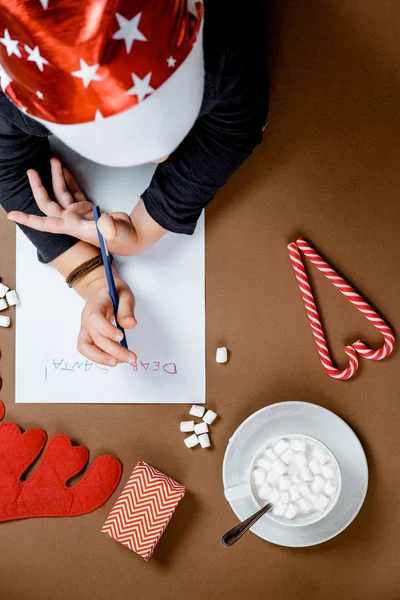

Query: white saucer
[222,401,368,547]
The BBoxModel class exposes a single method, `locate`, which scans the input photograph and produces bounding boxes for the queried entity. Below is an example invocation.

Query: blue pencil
[92,205,128,349]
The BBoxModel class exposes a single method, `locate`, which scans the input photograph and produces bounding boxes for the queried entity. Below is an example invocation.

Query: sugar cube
[273,439,290,456]
[300,467,313,482]
[184,434,199,448]
[257,456,272,471]
[194,422,208,435]
[289,484,301,501]
[281,492,290,503]
[269,489,281,504]
[252,467,266,487]
[309,459,321,475]
[5,290,18,306]
[180,420,195,433]
[258,484,272,500]
[299,482,311,497]
[315,494,330,512]
[0,315,10,328]
[265,448,277,461]
[290,438,306,452]
[321,464,336,479]
[203,409,217,425]
[324,480,338,497]
[189,405,205,418]
[266,469,280,485]
[297,498,313,513]
[279,475,292,490]
[311,475,326,494]
[294,452,308,468]
[272,458,287,475]
[281,448,295,465]
[312,447,329,464]
[216,347,228,363]
[273,501,287,517]
[285,503,299,520]
[199,433,211,448]
[0,283,9,298]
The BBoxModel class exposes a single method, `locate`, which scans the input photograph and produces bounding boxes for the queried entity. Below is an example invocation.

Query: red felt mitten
[0,401,122,521]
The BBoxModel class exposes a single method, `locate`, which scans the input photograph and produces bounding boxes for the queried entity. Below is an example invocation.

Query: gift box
[101,461,186,560]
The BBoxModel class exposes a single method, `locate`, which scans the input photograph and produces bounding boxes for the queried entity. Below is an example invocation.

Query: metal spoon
[221,502,273,547]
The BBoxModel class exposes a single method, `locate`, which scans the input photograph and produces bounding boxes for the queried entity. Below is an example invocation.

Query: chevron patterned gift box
[101,461,186,560]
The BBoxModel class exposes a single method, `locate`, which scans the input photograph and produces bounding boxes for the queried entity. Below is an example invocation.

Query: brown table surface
[1,1,400,599]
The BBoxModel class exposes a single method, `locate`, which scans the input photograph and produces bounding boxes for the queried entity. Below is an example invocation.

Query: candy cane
[287,237,395,380]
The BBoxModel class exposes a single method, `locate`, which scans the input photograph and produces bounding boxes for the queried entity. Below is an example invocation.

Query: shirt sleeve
[141,42,270,235]
[0,102,79,263]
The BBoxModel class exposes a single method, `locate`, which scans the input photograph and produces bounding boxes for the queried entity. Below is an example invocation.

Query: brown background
[1,0,400,598]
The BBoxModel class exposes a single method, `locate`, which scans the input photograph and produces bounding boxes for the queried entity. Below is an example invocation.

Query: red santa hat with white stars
[0,0,204,166]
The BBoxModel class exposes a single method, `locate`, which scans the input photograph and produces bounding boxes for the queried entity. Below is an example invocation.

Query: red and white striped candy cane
[287,237,395,380]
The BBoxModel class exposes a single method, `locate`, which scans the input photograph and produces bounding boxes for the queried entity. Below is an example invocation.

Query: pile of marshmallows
[0,281,18,327]
[180,405,218,449]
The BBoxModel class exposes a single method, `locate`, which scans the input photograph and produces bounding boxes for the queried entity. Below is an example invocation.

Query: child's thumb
[117,288,137,329]
[97,214,117,241]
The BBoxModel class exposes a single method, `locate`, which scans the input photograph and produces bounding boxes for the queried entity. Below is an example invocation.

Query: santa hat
[0,0,204,166]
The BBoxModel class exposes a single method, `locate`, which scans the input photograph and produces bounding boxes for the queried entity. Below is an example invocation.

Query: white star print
[113,12,147,53]
[94,109,104,121]
[167,56,176,68]
[20,106,28,113]
[36,90,44,99]
[0,64,11,92]
[24,45,49,71]
[0,29,21,58]
[39,0,49,8]
[72,59,102,88]
[126,72,154,102]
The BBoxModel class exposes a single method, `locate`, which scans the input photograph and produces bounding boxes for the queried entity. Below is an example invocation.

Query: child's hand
[74,272,137,366]
[7,158,140,256]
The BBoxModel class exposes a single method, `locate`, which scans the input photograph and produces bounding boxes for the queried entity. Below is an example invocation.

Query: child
[0,0,269,366]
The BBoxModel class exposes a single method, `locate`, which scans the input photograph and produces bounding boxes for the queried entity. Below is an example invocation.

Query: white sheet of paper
[15,140,205,404]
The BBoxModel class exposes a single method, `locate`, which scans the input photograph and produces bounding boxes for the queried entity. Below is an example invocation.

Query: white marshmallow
[199,433,211,448]
[309,459,321,475]
[281,448,295,465]
[0,315,10,327]
[290,438,306,452]
[273,501,287,517]
[279,475,292,490]
[184,434,199,448]
[269,489,281,504]
[314,494,330,512]
[203,409,217,425]
[252,467,266,487]
[0,299,7,311]
[293,472,303,484]
[321,464,336,479]
[189,405,205,418]
[285,503,299,520]
[324,480,338,497]
[5,290,18,306]
[265,448,277,461]
[216,347,228,363]
[273,439,290,456]
[311,475,326,494]
[180,420,195,432]
[294,452,308,468]
[299,482,311,497]
[297,498,313,513]
[272,458,287,475]
[258,483,272,500]
[194,422,209,435]
[0,283,9,298]
[299,467,313,482]
[257,456,272,471]
[289,484,301,501]
[307,492,319,504]
[281,491,290,503]
[266,469,281,485]
[312,447,329,464]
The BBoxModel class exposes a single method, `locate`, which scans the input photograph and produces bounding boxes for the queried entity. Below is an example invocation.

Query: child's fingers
[87,309,126,342]
[27,169,63,217]
[97,214,118,241]
[50,158,74,209]
[7,211,64,233]
[77,327,118,367]
[116,287,137,330]
[63,167,88,203]
[90,329,137,364]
